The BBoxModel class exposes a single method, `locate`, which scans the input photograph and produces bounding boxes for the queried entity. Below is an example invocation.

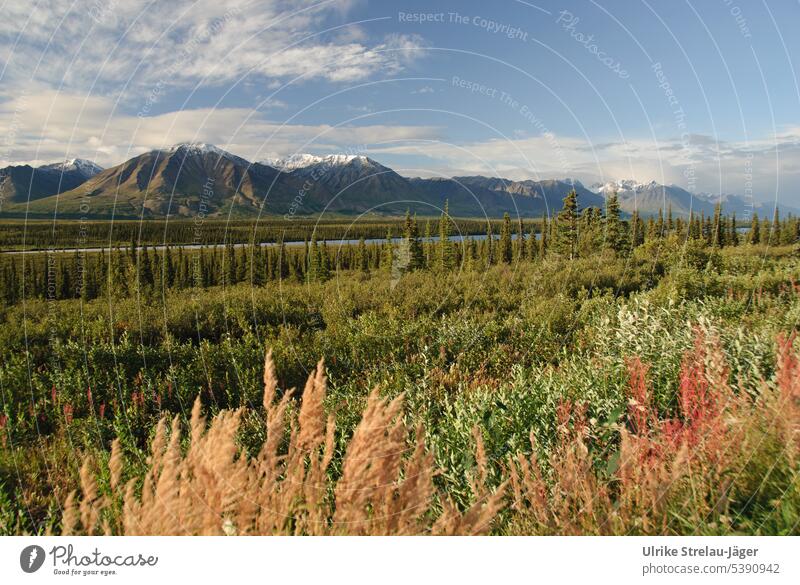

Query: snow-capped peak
[592,179,662,194]
[40,158,104,177]
[263,153,372,172]
[168,142,224,154]
[165,142,250,166]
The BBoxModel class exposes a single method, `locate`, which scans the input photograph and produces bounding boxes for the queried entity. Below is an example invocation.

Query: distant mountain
[19,144,306,218]
[39,158,104,178]
[694,192,800,218]
[592,180,716,217]
[455,177,605,213]
[266,154,417,214]
[5,145,794,219]
[265,153,368,172]
[408,176,603,217]
[590,179,800,218]
[0,158,103,205]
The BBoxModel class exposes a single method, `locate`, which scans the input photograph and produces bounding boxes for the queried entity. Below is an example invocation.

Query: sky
[1,0,799,204]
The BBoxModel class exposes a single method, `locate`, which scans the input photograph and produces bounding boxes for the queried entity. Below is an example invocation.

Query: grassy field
[1,206,799,535]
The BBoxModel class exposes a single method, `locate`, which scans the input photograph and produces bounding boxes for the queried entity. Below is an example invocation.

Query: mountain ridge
[2,146,794,219]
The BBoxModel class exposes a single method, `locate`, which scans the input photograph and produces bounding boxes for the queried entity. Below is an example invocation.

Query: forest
[1,192,799,535]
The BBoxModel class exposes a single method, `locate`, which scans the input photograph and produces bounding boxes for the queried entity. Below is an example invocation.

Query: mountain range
[0,144,791,219]
[0,158,103,204]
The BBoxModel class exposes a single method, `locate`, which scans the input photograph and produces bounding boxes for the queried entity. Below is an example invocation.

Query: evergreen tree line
[2,193,798,305]
[0,217,514,250]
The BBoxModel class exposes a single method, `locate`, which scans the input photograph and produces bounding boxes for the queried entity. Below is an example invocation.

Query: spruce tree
[604,192,623,253]
[772,207,781,244]
[516,217,525,261]
[403,211,424,270]
[307,235,321,282]
[139,245,154,290]
[712,203,725,248]
[729,213,738,246]
[424,220,433,268]
[499,213,513,264]
[538,216,548,259]
[319,241,330,281]
[629,211,645,249]
[485,220,495,265]
[224,242,236,286]
[526,225,537,260]
[357,237,369,273]
[556,189,579,260]
[438,201,453,271]
[277,239,288,280]
[164,246,175,288]
[749,213,760,245]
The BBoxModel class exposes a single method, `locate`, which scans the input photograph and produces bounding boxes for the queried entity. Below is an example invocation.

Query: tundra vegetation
[1,195,799,535]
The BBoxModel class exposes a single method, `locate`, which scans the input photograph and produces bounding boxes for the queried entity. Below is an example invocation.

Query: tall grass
[61,352,505,535]
[62,334,800,535]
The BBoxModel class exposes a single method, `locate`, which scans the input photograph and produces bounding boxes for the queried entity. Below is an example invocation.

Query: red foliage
[625,330,732,467]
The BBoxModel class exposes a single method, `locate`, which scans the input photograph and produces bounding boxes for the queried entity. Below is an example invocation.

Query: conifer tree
[772,207,781,244]
[749,213,760,245]
[760,217,770,245]
[224,242,236,286]
[604,192,623,254]
[485,220,495,265]
[516,217,526,261]
[526,225,537,260]
[403,211,424,270]
[424,219,433,268]
[164,246,175,288]
[277,239,288,280]
[357,237,369,273]
[319,240,330,281]
[139,245,154,290]
[628,211,644,249]
[712,203,725,248]
[729,213,738,246]
[438,201,453,270]
[499,213,513,264]
[307,234,321,282]
[556,189,579,260]
[539,216,548,259]
[643,216,653,242]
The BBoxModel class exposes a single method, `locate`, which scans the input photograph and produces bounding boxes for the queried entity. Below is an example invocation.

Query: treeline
[1,192,798,305]
[0,217,515,250]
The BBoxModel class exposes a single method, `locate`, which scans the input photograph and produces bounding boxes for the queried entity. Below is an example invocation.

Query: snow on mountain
[163,142,251,167]
[39,158,104,178]
[591,179,663,195]
[264,153,373,172]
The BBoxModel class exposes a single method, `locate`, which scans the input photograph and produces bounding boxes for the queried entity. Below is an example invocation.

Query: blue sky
[1,0,799,203]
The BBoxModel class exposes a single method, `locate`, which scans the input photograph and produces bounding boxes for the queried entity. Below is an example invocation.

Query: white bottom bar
[1,536,796,584]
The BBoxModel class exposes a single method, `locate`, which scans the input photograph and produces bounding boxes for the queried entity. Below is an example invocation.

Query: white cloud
[0,0,427,95]
[371,130,800,202]
[0,91,441,168]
